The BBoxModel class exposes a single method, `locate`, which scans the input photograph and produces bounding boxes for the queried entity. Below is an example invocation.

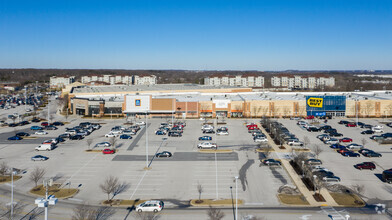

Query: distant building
[81,74,132,85]
[133,75,157,85]
[50,76,75,88]
[204,74,264,87]
[271,75,335,89]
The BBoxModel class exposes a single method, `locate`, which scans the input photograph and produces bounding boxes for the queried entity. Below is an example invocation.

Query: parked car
[16,132,30,137]
[324,138,339,144]
[199,136,212,141]
[105,133,119,138]
[329,144,346,149]
[362,151,382,158]
[8,136,22,140]
[346,144,364,150]
[120,134,132,139]
[168,131,182,137]
[338,120,349,125]
[319,125,332,130]
[136,200,164,212]
[69,135,84,140]
[346,123,357,127]
[339,138,353,143]
[41,122,49,127]
[136,121,146,126]
[254,137,268,143]
[35,130,48,135]
[52,122,64,126]
[287,140,304,146]
[354,162,376,170]
[197,142,217,149]
[361,130,375,135]
[31,155,49,161]
[322,176,341,182]
[305,115,314,120]
[155,151,172,157]
[217,130,229,135]
[203,129,215,134]
[306,159,322,165]
[35,144,54,151]
[262,159,281,166]
[307,127,320,132]
[95,142,111,148]
[30,126,43,130]
[31,118,41,122]
[102,148,115,154]
[358,148,373,154]
[382,169,392,183]
[155,130,166,135]
[341,151,360,157]
[45,125,58,130]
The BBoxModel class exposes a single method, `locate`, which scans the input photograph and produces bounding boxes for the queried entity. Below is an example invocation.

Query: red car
[354,162,376,170]
[246,124,258,129]
[305,115,314,120]
[339,138,353,143]
[346,123,357,127]
[41,122,49,127]
[102,148,115,154]
[248,126,258,131]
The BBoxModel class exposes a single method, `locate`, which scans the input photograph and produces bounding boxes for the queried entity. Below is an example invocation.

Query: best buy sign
[307,98,323,108]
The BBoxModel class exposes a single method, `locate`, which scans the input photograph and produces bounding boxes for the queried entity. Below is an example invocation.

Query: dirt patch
[0,175,22,183]
[190,199,243,206]
[277,194,309,205]
[102,199,147,206]
[30,184,78,199]
[330,193,366,207]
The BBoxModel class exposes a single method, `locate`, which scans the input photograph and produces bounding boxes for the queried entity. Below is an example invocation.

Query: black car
[307,127,320,132]
[8,123,18,127]
[52,122,64,126]
[203,129,215,134]
[338,120,349,125]
[55,137,66,142]
[362,124,373,129]
[58,133,70,139]
[363,151,382,158]
[45,125,58,130]
[324,128,337,134]
[155,151,172,157]
[16,132,30,137]
[69,135,84,140]
[168,132,182,137]
[329,132,343,137]
[361,130,374,135]
[319,125,332,130]
[18,121,30,125]
[31,118,41,122]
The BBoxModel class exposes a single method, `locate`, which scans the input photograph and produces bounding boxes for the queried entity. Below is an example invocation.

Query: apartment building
[271,75,335,89]
[133,74,157,85]
[204,74,264,87]
[50,75,75,88]
[81,74,133,85]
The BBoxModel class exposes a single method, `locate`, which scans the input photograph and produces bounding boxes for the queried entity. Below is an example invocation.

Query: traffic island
[23,136,38,139]
[256,148,275,153]
[190,199,243,206]
[329,193,365,207]
[102,199,146,206]
[29,184,78,199]
[277,194,310,205]
[198,149,233,153]
[0,175,22,183]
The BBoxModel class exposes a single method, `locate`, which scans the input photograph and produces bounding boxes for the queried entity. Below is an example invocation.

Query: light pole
[111,110,113,120]
[35,179,57,220]
[215,152,218,200]
[235,176,239,220]
[10,168,15,219]
[301,161,305,178]
[313,175,317,193]
[145,111,149,168]
[24,86,27,111]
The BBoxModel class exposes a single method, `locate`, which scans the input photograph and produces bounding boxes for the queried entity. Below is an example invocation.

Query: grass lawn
[190,199,243,206]
[0,175,22,183]
[103,199,147,206]
[277,194,310,206]
[30,184,78,199]
[330,193,365,207]
[256,148,275,152]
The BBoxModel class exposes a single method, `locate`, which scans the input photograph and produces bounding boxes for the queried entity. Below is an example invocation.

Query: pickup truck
[197,142,217,149]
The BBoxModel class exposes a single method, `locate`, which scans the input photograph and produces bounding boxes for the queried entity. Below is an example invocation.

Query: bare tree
[303,136,310,148]
[86,139,93,150]
[134,212,161,220]
[361,138,368,148]
[0,162,9,176]
[0,202,25,219]
[99,176,120,202]
[197,182,203,202]
[109,137,117,149]
[313,176,327,195]
[29,167,46,187]
[261,145,272,158]
[312,145,323,159]
[72,203,116,220]
[207,206,225,220]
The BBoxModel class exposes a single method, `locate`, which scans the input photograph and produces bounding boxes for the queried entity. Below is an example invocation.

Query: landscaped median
[102,199,147,206]
[198,149,233,153]
[190,199,243,206]
[277,194,310,205]
[23,136,38,139]
[0,175,22,183]
[330,193,365,207]
[30,184,78,199]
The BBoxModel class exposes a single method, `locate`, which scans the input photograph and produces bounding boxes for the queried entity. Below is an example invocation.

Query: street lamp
[301,161,305,178]
[145,111,149,168]
[10,168,16,219]
[313,175,317,193]
[35,179,58,220]
[235,176,239,220]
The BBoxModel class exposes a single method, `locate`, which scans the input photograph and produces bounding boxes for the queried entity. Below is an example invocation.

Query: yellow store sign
[307,98,323,108]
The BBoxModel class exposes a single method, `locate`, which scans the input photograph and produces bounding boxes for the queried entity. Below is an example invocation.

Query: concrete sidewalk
[258,124,339,207]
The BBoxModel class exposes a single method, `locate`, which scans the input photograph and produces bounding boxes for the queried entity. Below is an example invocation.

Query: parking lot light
[301,161,305,178]
[313,175,317,193]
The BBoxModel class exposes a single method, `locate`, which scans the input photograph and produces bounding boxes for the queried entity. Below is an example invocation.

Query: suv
[354,162,376,170]
[382,169,392,183]
[136,200,164,212]
[197,142,217,149]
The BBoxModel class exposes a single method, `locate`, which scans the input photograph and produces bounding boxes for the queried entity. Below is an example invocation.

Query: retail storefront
[306,96,346,117]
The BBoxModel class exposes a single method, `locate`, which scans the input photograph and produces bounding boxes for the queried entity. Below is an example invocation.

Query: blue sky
[0,0,391,70]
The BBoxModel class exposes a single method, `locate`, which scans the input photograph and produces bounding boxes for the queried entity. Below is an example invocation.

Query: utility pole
[146,111,149,168]
[235,176,239,220]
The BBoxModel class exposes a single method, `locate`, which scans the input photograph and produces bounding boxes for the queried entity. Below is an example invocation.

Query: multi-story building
[81,74,133,85]
[204,74,264,87]
[50,75,75,88]
[133,75,157,85]
[271,75,335,89]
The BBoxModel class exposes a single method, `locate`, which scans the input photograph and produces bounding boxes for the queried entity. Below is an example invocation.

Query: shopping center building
[66,84,392,118]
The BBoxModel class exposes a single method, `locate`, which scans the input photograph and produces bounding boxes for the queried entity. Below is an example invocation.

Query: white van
[35,144,54,151]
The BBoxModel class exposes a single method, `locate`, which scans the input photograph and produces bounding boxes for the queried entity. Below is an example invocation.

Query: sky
[0,0,392,70]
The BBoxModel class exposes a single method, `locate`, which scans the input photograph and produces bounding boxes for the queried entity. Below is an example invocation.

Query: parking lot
[0,117,293,206]
[278,118,392,202]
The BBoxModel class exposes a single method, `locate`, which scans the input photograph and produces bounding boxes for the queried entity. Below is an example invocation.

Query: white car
[201,125,214,131]
[287,140,304,146]
[324,138,339,144]
[136,200,164,212]
[347,144,364,150]
[95,142,111,148]
[197,142,217,149]
[372,127,383,133]
[105,133,119,138]
[111,130,123,135]
[35,131,48,135]
[136,121,146,126]
[254,137,268,143]
[217,130,229,135]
